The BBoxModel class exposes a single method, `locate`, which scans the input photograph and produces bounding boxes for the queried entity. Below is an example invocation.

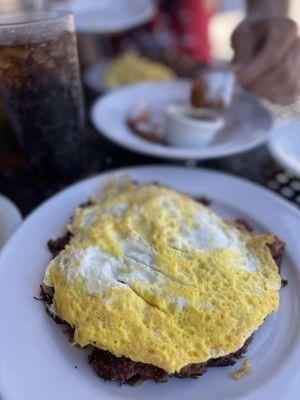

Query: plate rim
[91,80,274,160]
[51,0,156,34]
[83,59,111,93]
[268,120,300,178]
[0,194,22,249]
[1,165,299,255]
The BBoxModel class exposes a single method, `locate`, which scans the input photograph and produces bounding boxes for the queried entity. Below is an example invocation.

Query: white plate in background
[0,165,299,400]
[84,59,111,93]
[268,119,300,177]
[51,0,155,34]
[0,194,22,249]
[91,80,273,160]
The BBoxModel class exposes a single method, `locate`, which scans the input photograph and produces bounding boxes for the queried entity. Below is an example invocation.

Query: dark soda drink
[0,12,86,179]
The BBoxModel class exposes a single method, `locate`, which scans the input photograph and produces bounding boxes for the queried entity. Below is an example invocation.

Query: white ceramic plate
[0,194,22,250]
[91,81,273,160]
[0,166,299,400]
[83,58,169,93]
[84,59,111,93]
[268,119,300,177]
[51,0,155,34]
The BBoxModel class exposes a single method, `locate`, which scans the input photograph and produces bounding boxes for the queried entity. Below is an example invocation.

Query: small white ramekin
[164,104,224,148]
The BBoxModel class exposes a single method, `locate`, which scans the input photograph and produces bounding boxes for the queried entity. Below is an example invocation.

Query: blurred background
[211,0,300,59]
[1,0,300,222]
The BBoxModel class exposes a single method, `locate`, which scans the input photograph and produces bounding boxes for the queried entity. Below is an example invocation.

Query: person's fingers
[247,37,300,105]
[236,18,298,87]
[231,22,256,65]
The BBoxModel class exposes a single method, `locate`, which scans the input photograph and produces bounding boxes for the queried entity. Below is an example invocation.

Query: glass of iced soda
[0,11,86,179]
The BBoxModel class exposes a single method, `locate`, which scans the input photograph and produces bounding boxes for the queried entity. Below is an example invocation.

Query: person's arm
[246,0,289,18]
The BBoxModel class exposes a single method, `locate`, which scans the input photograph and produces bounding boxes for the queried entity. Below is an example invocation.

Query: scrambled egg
[104,52,175,87]
[230,358,252,380]
[44,179,281,374]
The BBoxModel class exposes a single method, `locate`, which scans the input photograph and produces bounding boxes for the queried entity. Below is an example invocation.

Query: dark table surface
[1,123,299,218]
[1,86,300,217]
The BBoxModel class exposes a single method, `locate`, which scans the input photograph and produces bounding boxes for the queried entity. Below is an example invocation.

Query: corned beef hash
[41,178,285,385]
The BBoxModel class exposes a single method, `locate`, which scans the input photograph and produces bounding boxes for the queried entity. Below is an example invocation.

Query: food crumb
[230,358,252,380]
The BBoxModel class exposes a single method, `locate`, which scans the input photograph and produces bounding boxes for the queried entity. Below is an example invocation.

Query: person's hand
[231,17,300,105]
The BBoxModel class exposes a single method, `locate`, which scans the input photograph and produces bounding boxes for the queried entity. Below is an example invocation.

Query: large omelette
[43,178,283,377]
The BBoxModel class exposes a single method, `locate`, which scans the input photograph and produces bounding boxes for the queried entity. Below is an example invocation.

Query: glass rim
[0,10,73,28]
